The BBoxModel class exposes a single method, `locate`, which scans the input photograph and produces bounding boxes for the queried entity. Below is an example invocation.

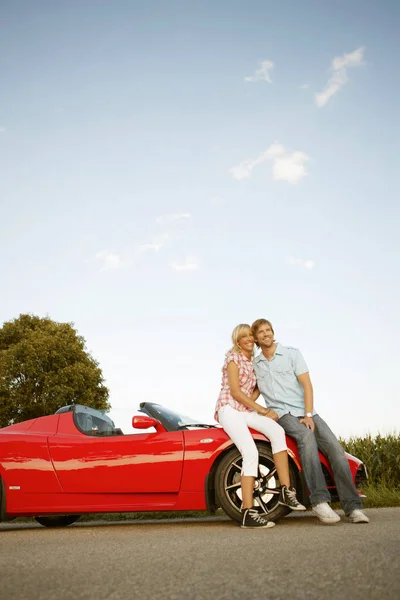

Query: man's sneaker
[348,509,369,523]
[312,502,341,524]
[278,486,306,511]
[241,508,276,529]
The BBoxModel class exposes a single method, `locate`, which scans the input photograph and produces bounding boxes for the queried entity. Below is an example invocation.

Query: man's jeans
[278,413,362,515]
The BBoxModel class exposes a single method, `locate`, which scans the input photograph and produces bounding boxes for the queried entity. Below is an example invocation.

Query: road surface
[1,508,399,600]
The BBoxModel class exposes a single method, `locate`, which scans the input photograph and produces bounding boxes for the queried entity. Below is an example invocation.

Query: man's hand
[299,416,315,432]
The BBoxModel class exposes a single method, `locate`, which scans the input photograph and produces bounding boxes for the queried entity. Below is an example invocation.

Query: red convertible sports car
[0,403,367,527]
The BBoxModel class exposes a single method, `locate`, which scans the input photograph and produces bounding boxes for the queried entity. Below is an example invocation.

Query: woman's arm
[250,384,279,421]
[227,362,268,415]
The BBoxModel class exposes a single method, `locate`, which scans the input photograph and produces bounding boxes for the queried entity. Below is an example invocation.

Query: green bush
[340,433,400,490]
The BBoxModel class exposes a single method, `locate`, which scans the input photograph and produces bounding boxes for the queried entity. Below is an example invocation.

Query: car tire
[34,515,81,528]
[215,444,298,523]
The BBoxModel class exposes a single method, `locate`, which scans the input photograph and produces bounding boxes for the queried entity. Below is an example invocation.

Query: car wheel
[215,444,298,523]
[34,515,81,528]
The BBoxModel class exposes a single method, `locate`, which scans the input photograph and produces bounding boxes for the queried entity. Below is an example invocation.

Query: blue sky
[1,0,399,438]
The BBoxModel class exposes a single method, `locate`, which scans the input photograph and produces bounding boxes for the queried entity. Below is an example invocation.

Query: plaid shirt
[214,351,257,421]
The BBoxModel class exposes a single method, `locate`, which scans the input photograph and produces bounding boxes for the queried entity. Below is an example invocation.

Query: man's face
[254,323,274,348]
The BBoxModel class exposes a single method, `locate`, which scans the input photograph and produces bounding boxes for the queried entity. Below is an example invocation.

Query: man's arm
[297,372,315,431]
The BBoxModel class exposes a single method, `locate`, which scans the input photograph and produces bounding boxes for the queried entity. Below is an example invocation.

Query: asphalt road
[1,508,399,600]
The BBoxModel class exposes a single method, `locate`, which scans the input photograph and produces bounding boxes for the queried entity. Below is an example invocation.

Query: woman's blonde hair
[226,323,252,356]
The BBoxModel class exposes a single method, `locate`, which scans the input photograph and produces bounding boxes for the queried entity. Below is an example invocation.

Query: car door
[48,427,184,494]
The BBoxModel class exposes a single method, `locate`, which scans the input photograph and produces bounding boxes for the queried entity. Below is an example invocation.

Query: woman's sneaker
[278,486,306,511]
[241,508,276,529]
[312,502,341,523]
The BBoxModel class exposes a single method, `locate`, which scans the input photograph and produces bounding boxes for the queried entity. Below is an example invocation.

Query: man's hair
[251,319,274,347]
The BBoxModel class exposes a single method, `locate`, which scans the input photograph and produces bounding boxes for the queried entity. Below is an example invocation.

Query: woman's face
[238,328,254,353]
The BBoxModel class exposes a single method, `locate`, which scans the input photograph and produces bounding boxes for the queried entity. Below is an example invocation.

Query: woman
[215,324,306,529]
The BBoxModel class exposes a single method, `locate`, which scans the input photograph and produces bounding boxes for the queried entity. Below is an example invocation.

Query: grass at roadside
[358,484,400,508]
[340,432,400,508]
[8,510,219,524]
[79,510,216,522]
[340,433,400,490]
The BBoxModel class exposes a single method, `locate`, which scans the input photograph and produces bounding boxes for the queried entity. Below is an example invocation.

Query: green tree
[0,314,110,427]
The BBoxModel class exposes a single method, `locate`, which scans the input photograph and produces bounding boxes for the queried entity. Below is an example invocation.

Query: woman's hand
[267,409,279,422]
[258,407,279,422]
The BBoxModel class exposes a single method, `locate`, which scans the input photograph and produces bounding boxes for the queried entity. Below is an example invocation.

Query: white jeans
[218,405,288,477]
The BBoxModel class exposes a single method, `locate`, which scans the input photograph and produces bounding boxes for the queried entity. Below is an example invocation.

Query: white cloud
[169,255,201,272]
[0,127,5,133]
[244,60,274,83]
[287,256,315,270]
[136,233,170,254]
[96,250,124,271]
[230,160,255,181]
[156,213,192,224]
[299,83,309,90]
[230,142,309,184]
[315,46,365,107]
[272,151,310,184]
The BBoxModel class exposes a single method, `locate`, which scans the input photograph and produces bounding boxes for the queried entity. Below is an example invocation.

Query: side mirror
[132,415,158,430]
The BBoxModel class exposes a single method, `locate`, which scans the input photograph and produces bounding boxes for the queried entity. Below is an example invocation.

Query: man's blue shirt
[253,343,311,418]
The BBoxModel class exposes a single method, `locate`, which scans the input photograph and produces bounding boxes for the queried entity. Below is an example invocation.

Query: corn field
[340,433,400,489]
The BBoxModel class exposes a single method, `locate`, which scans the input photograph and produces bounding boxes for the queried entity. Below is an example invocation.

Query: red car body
[0,403,367,525]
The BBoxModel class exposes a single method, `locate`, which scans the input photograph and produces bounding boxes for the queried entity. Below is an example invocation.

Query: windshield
[144,404,202,430]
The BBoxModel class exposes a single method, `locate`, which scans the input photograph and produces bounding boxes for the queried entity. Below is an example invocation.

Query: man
[251,318,369,524]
